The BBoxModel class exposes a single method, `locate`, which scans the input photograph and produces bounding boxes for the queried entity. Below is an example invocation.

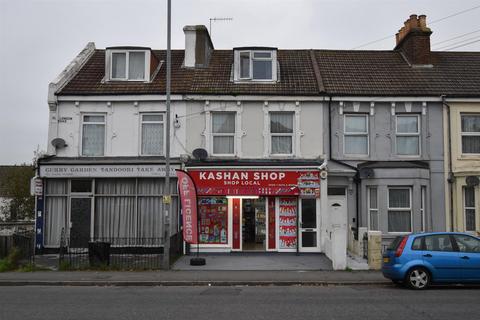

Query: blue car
[382,232,480,289]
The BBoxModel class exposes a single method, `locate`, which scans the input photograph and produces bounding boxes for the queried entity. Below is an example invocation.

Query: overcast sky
[1,0,479,164]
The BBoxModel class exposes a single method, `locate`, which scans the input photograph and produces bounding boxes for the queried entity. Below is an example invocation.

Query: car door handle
[423,254,432,258]
[461,256,470,260]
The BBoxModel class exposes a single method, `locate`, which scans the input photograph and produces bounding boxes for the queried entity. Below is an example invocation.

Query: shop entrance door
[69,197,92,248]
[299,198,320,252]
[242,198,266,251]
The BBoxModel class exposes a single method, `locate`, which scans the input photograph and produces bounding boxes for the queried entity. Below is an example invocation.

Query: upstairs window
[82,114,105,156]
[344,114,368,155]
[108,49,149,81]
[461,114,480,154]
[212,112,236,155]
[234,49,277,82]
[270,112,294,155]
[396,115,420,156]
[141,114,165,156]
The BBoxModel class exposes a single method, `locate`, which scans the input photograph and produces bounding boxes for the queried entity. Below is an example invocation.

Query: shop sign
[176,170,198,244]
[39,165,177,178]
[188,169,320,196]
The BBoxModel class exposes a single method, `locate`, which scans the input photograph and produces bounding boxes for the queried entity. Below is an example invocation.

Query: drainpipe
[327,96,360,240]
[442,95,454,232]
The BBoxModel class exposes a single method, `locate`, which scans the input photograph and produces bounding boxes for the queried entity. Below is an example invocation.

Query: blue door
[452,234,480,282]
[422,234,461,281]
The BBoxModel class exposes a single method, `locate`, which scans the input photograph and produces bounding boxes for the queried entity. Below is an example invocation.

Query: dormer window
[106,47,152,81]
[234,47,277,82]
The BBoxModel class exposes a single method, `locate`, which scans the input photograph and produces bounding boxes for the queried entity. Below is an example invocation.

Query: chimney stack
[183,25,214,68]
[394,14,432,66]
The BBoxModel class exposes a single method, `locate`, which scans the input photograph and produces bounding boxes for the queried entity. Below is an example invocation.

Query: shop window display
[198,197,228,244]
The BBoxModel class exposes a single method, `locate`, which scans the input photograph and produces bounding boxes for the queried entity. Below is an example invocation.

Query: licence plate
[383,257,390,263]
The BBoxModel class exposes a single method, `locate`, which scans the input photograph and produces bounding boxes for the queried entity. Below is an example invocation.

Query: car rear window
[388,236,406,250]
[411,237,423,250]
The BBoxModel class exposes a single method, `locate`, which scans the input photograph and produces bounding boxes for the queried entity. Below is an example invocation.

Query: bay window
[368,187,379,230]
[388,187,412,233]
[396,115,420,156]
[82,114,105,156]
[212,112,236,155]
[461,114,480,154]
[344,114,368,155]
[141,114,164,156]
[270,112,294,155]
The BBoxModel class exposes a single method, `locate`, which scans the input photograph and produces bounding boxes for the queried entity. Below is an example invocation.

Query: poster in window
[278,197,297,249]
[198,197,228,244]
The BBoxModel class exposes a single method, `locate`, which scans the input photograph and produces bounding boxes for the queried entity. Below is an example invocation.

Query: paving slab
[173,253,333,271]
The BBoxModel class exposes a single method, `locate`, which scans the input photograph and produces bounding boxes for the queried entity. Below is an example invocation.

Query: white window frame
[460,113,480,155]
[387,187,413,234]
[395,114,421,156]
[269,111,295,156]
[234,50,277,82]
[139,113,166,156]
[108,49,150,82]
[344,114,369,156]
[80,113,106,157]
[463,186,477,232]
[368,187,379,231]
[420,186,426,232]
[211,112,236,156]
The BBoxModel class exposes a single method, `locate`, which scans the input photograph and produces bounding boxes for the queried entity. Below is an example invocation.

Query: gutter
[442,95,454,232]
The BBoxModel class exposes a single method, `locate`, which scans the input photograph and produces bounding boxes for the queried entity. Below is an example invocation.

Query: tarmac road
[1,285,479,320]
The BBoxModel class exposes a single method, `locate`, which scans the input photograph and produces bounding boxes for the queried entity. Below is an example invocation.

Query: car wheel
[406,267,430,290]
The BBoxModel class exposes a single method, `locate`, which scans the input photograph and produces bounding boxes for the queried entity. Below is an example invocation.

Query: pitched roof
[59,49,320,96]
[58,48,480,97]
[315,50,480,97]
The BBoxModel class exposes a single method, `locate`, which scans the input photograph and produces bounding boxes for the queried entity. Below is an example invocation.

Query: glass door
[299,198,319,252]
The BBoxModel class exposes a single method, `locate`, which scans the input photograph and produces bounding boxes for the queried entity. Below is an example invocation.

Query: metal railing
[59,230,165,270]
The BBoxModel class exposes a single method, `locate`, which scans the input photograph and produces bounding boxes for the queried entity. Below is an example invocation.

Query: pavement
[172,253,334,271]
[0,270,387,286]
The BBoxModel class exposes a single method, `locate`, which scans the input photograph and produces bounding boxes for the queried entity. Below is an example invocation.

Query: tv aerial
[209,17,233,37]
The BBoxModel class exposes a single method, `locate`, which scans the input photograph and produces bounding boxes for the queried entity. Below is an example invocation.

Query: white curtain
[397,116,418,133]
[465,187,476,231]
[462,136,480,154]
[111,52,126,78]
[128,52,145,80]
[270,113,293,133]
[388,211,411,232]
[345,136,368,154]
[44,180,68,247]
[82,123,105,156]
[213,136,234,154]
[345,116,367,133]
[212,113,235,154]
[397,136,419,155]
[271,136,292,154]
[142,122,164,155]
[94,196,136,241]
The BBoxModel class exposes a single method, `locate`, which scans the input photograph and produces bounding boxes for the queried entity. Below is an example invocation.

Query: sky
[1,0,479,164]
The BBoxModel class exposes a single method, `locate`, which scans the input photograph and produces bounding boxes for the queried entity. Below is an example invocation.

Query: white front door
[299,198,320,252]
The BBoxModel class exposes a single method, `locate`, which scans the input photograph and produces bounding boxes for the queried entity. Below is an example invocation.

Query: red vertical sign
[176,170,198,244]
[268,197,276,250]
[232,198,241,250]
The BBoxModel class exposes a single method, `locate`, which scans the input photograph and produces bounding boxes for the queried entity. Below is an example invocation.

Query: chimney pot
[409,14,419,29]
[418,15,427,29]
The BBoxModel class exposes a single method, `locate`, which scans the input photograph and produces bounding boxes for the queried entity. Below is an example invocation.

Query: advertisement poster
[278,197,297,249]
[198,197,228,244]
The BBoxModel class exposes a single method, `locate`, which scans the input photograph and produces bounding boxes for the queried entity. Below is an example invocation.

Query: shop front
[186,166,326,253]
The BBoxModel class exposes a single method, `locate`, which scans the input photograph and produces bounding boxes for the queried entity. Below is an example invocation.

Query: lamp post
[163,0,172,270]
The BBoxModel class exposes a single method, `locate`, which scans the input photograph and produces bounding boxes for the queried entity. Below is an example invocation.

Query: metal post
[163,0,172,270]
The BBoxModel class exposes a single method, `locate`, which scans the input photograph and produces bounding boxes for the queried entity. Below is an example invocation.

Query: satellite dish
[51,138,67,149]
[192,148,208,160]
[466,176,479,187]
[359,168,375,179]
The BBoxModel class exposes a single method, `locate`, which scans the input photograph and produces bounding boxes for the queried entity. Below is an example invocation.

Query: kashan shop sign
[188,169,320,196]
[39,165,177,178]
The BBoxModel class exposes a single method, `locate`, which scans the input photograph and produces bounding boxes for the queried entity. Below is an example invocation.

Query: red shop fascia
[186,167,322,252]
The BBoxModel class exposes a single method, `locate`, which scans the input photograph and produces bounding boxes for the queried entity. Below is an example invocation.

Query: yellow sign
[163,195,172,204]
